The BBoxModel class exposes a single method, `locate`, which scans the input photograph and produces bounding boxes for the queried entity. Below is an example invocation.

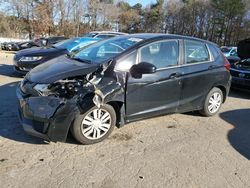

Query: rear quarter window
[209,44,224,62]
[208,44,220,60]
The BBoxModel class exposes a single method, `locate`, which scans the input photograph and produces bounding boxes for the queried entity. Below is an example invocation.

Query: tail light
[220,52,231,71]
[224,56,231,71]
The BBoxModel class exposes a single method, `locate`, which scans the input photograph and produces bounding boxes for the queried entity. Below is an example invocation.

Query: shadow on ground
[0,81,47,144]
[220,109,250,160]
[0,64,24,78]
[229,89,250,100]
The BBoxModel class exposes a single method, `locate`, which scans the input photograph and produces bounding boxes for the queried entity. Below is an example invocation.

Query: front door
[126,39,182,121]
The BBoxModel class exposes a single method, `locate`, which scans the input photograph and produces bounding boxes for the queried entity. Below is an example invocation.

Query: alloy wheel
[81,108,111,140]
[208,92,222,114]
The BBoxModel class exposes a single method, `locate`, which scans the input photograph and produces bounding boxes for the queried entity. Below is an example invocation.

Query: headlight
[33,84,50,96]
[20,56,43,62]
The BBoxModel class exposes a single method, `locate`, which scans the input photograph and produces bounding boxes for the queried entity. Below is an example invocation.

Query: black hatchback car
[17,34,231,144]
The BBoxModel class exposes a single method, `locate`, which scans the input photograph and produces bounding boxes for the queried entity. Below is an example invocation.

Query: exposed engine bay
[233,59,250,71]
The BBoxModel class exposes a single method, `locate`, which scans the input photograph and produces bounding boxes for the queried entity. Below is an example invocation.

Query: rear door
[125,39,182,121]
[178,40,215,112]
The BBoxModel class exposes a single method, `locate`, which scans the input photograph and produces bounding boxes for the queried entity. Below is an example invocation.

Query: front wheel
[199,87,223,117]
[71,104,116,145]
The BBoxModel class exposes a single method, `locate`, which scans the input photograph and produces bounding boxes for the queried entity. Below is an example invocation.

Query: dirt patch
[109,132,133,141]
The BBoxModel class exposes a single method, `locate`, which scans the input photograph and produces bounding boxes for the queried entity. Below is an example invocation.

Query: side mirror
[130,62,156,78]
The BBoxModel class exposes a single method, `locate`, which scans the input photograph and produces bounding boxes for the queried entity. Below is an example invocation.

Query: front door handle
[169,72,182,79]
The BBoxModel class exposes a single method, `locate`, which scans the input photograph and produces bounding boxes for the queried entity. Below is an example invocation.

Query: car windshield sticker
[128,38,143,42]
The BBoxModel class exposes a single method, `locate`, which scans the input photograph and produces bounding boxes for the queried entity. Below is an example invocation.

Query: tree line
[0,0,249,46]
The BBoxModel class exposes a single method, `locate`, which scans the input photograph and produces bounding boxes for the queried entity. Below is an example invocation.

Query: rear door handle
[169,72,182,79]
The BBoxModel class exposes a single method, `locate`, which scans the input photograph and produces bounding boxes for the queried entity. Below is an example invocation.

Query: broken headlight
[33,84,50,96]
[33,79,88,98]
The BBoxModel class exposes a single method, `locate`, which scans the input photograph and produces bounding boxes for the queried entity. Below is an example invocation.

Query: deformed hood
[26,55,100,83]
[237,38,250,60]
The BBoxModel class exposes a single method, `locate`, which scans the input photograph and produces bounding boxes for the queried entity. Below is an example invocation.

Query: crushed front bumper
[16,87,79,142]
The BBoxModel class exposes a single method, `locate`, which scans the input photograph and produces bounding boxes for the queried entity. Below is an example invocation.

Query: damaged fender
[92,80,123,108]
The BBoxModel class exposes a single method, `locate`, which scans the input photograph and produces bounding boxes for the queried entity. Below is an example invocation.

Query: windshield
[53,38,78,49]
[52,37,100,52]
[71,36,143,63]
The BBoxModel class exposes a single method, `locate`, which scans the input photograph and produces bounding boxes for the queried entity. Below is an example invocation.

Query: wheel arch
[214,85,227,103]
[107,101,125,128]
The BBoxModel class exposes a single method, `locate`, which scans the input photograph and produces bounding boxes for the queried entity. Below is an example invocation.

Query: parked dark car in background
[220,46,241,65]
[230,38,250,91]
[7,40,41,51]
[227,55,241,65]
[17,34,231,145]
[1,42,8,50]
[13,37,100,74]
[1,36,67,51]
[44,36,68,46]
[221,46,237,57]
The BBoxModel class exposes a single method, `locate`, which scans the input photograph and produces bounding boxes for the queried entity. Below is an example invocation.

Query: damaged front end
[17,63,125,142]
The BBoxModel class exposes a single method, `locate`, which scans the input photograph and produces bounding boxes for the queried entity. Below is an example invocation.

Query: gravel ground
[0,51,249,188]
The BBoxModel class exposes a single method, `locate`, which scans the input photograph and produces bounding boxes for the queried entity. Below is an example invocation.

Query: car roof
[125,33,217,45]
[89,31,128,35]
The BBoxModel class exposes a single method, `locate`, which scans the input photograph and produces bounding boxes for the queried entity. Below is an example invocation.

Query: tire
[199,87,223,117]
[71,104,116,145]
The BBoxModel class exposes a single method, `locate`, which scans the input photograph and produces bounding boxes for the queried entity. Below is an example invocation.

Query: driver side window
[138,40,179,69]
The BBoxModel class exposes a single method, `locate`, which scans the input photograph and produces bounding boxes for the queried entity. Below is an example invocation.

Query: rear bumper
[16,86,79,142]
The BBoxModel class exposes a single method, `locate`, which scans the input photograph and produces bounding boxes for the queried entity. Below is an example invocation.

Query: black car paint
[17,34,231,142]
[26,55,99,83]
[230,60,250,91]
[230,38,250,91]
[45,36,68,46]
[13,47,68,74]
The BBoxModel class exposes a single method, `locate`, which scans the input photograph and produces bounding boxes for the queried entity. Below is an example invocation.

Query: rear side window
[185,40,210,64]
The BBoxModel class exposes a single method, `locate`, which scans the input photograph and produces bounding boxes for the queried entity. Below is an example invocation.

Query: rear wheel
[72,104,116,145]
[199,87,223,117]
